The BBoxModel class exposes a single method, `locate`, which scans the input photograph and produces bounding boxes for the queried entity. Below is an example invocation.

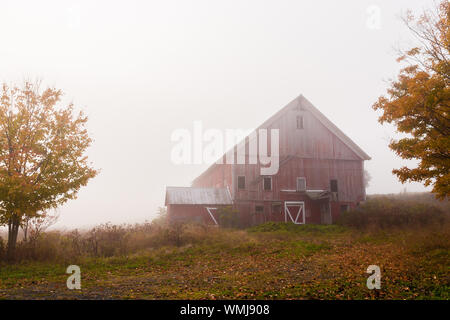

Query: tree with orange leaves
[0,80,98,259]
[373,1,449,199]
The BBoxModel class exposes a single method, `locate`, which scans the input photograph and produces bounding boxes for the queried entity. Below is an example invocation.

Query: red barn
[165,187,232,224]
[165,95,370,226]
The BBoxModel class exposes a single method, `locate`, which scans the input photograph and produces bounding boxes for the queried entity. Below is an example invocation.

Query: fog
[0,0,432,229]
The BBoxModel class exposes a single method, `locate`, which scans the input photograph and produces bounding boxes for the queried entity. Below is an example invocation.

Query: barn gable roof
[165,187,232,205]
[297,95,370,160]
[193,94,370,184]
[256,95,371,160]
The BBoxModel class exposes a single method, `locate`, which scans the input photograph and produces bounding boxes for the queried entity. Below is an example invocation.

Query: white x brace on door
[284,201,305,224]
[205,207,218,225]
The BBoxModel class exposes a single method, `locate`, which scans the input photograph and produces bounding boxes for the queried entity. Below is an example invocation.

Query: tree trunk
[7,215,20,261]
[23,218,29,242]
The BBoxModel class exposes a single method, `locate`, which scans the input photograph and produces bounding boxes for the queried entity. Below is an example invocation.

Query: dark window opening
[340,205,350,213]
[238,176,245,190]
[263,176,272,191]
[272,203,282,214]
[297,177,306,191]
[296,116,304,129]
[330,179,338,192]
[255,205,264,213]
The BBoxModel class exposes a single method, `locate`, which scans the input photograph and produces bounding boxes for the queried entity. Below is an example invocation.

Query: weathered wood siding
[268,101,361,160]
[233,158,364,203]
[231,101,366,203]
[167,204,224,225]
[192,164,233,190]
[187,96,368,225]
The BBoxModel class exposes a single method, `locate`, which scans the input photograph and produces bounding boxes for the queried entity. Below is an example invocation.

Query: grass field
[0,222,448,300]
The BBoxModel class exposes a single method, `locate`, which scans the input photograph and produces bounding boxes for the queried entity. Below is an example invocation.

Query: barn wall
[167,204,225,225]
[233,158,365,203]
[230,99,365,201]
[233,195,323,227]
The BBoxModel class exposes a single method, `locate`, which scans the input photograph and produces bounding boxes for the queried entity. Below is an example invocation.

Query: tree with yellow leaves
[0,80,98,260]
[373,1,449,199]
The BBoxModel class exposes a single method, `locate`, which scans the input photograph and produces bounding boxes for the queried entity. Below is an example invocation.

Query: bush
[86,223,129,257]
[216,206,242,228]
[0,219,221,263]
[337,197,448,230]
[3,194,446,263]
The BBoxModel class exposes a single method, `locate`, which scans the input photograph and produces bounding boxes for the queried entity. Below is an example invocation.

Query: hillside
[0,221,448,300]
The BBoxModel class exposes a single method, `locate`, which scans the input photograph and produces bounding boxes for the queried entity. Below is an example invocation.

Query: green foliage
[248,221,347,234]
[0,81,98,220]
[0,80,98,259]
[216,206,241,228]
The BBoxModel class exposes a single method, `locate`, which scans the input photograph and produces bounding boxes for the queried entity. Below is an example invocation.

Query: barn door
[284,201,305,224]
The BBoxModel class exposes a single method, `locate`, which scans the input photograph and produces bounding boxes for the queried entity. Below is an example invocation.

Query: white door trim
[205,207,218,225]
[284,201,305,224]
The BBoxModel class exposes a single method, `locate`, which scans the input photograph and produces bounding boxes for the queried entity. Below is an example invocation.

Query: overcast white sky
[0,0,434,228]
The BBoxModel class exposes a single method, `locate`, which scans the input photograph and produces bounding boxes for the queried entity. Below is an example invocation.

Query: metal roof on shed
[165,187,232,205]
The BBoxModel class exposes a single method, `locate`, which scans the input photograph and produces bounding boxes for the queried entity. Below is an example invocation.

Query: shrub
[248,222,346,234]
[0,219,202,263]
[337,197,448,230]
[216,206,242,228]
[164,222,185,247]
[86,223,129,257]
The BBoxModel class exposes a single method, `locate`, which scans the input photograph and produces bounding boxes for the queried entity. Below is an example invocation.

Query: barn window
[272,203,282,214]
[296,177,306,191]
[340,204,350,213]
[330,179,338,192]
[255,205,264,213]
[237,176,245,190]
[296,116,304,129]
[263,176,272,191]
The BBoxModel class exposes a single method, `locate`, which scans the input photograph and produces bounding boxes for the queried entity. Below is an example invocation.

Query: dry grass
[338,195,448,230]
[0,218,253,264]
[0,193,448,299]
[0,221,448,300]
